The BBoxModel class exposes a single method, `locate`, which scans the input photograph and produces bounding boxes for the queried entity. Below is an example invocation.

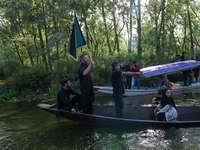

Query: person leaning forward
[111,61,140,118]
[119,59,133,89]
[79,54,95,114]
[57,78,82,114]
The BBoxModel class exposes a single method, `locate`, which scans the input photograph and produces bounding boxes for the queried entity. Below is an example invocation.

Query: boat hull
[94,82,200,96]
[37,104,200,128]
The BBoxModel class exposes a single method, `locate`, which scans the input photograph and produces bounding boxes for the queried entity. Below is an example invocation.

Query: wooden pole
[86,45,95,67]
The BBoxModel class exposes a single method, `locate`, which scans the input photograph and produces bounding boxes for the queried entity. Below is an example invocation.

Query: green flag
[69,14,86,61]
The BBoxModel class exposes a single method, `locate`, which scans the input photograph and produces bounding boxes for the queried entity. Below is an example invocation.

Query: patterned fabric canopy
[140,60,200,77]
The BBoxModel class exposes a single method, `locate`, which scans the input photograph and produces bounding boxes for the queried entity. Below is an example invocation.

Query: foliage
[0,60,22,78]
[5,64,51,92]
[0,0,200,102]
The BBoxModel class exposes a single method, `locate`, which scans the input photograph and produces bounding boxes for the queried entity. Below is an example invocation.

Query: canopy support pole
[164,73,167,86]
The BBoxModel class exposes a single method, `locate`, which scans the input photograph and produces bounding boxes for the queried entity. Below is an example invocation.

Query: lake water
[1,89,200,150]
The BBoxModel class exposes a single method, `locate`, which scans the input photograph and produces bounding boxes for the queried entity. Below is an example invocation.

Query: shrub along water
[0,53,183,103]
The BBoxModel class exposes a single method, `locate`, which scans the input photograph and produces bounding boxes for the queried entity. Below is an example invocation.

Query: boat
[94,60,200,96]
[37,103,200,128]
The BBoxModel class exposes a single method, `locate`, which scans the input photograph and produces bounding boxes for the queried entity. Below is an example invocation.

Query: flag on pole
[69,14,86,61]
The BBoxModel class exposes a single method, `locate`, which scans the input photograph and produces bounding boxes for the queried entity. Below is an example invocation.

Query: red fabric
[159,74,172,89]
[147,77,153,87]
[131,64,141,78]
[148,75,172,89]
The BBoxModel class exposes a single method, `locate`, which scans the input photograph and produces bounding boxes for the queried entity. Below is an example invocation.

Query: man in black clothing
[120,59,132,89]
[111,61,140,118]
[180,52,185,61]
[194,56,200,81]
[57,78,82,113]
[180,52,187,86]
[79,54,95,114]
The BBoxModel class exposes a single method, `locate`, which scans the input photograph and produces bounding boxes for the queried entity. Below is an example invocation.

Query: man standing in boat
[119,59,132,89]
[57,78,82,113]
[131,60,141,89]
[180,52,186,61]
[194,56,200,81]
[180,52,188,86]
[111,61,140,118]
[180,52,192,86]
[79,54,95,114]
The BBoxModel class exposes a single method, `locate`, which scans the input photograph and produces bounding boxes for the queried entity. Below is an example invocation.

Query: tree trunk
[137,0,142,57]
[112,0,120,52]
[182,13,187,52]
[161,0,165,54]
[53,0,59,60]
[14,42,23,65]
[102,1,112,53]
[155,9,160,55]
[38,22,48,71]
[26,47,34,66]
[43,0,52,70]
[128,0,133,52]
[188,8,194,57]
[32,23,39,64]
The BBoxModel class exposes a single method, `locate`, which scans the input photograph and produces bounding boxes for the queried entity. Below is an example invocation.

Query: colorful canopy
[140,60,200,77]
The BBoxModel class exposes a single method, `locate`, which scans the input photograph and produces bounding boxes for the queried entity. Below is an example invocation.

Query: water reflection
[1,89,200,149]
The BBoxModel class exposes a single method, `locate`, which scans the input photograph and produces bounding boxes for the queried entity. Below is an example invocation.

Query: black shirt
[180,55,185,61]
[120,64,132,71]
[57,88,81,109]
[111,69,125,95]
[79,63,95,102]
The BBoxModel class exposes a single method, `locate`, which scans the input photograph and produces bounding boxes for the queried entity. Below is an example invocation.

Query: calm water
[1,89,200,150]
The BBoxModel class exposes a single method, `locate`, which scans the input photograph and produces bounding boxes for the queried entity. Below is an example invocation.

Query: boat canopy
[140,60,200,77]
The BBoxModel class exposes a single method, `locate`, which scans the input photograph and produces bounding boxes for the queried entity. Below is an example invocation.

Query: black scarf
[161,89,177,109]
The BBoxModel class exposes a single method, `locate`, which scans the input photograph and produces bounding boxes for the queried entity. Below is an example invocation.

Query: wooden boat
[94,82,200,96]
[37,103,200,128]
[94,60,200,96]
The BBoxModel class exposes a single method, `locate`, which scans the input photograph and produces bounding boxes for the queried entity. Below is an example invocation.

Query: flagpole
[86,45,95,67]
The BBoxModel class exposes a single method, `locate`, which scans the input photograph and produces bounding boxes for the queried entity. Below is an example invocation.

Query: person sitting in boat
[111,61,140,118]
[152,87,167,120]
[152,87,167,104]
[57,78,82,114]
[119,59,132,89]
[155,88,178,121]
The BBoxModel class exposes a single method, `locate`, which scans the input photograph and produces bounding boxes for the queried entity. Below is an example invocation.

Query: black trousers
[187,71,192,85]
[64,95,82,111]
[125,75,132,89]
[82,96,93,114]
[113,94,124,118]
[183,71,187,86]
[183,71,192,86]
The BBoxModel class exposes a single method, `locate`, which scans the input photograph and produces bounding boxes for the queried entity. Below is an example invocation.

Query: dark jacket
[120,64,132,71]
[79,63,95,102]
[111,69,124,95]
[57,88,81,109]
[180,55,185,61]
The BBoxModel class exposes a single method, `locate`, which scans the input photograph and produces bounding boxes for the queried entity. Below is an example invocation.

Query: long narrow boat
[37,104,200,128]
[94,60,200,96]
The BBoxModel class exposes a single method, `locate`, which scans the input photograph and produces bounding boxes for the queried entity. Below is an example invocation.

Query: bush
[6,65,51,92]
[0,60,22,79]
[3,60,22,77]
[51,59,80,85]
